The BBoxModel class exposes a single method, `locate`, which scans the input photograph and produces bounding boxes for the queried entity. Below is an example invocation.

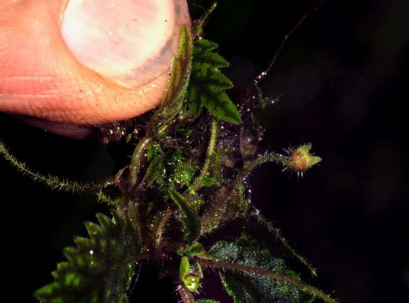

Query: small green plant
[1,4,339,303]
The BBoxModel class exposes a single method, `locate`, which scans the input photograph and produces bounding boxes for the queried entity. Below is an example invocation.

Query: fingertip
[0,0,191,126]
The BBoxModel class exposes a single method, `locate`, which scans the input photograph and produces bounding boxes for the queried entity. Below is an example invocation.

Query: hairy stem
[0,140,111,194]
[201,153,292,231]
[189,119,218,194]
[177,284,196,303]
[154,208,173,250]
[242,153,294,174]
[250,206,317,277]
[193,2,217,38]
[198,259,339,303]
[129,136,152,189]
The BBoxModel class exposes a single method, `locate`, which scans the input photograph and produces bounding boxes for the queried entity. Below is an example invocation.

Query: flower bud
[290,143,322,171]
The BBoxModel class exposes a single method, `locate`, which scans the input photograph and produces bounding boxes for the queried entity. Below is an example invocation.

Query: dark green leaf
[168,189,201,243]
[171,156,199,187]
[148,25,193,136]
[185,242,206,257]
[207,236,313,303]
[186,39,241,124]
[142,154,165,187]
[35,211,142,303]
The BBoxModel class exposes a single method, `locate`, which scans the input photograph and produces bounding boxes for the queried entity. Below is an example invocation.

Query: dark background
[1,0,408,303]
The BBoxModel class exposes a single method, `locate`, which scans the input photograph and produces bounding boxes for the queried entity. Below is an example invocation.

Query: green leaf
[35,211,142,303]
[142,154,165,187]
[180,256,191,280]
[186,39,241,124]
[168,189,201,243]
[147,25,193,136]
[171,155,199,187]
[207,236,313,303]
[179,257,203,292]
[177,242,206,257]
[185,242,206,257]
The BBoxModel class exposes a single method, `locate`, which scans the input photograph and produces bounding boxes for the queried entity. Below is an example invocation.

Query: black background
[1,1,408,303]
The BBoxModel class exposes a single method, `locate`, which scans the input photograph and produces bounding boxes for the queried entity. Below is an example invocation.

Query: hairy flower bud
[290,143,322,172]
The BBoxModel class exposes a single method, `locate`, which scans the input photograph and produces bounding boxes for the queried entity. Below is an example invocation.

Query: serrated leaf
[186,39,241,125]
[207,236,313,303]
[142,154,165,187]
[205,92,241,125]
[147,25,193,136]
[168,189,201,243]
[35,211,142,303]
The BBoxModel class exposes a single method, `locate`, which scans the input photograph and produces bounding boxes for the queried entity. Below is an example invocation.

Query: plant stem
[0,140,111,193]
[189,118,218,194]
[243,153,294,173]
[177,284,196,303]
[201,153,292,231]
[129,136,152,189]
[154,208,173,250]
[250,206,317,277]
[192,2,218,38]
[197,259,339,303]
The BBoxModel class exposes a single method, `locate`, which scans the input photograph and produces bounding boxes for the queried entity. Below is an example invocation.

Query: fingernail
[61,0,186,89]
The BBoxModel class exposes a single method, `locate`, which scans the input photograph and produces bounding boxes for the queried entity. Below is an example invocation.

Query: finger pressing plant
[0,3,341,303]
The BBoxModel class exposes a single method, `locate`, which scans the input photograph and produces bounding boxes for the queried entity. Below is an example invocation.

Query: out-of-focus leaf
[177,242,206,257]
[142,154,165,187]
[168,189,201,243]
[35,211,142,303]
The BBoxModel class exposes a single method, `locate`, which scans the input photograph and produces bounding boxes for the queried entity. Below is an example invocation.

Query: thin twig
[255,0,327,83]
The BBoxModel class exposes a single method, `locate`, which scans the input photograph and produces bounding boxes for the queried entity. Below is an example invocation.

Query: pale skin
[0,0,190,132]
